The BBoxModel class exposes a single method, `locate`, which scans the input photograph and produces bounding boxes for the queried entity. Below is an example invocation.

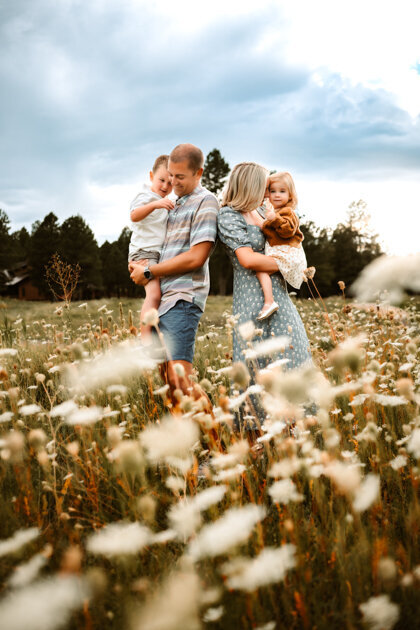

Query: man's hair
[152,155,169,173]
[222,162,268,213]
[268,171,298,210]
[169,144,204,173]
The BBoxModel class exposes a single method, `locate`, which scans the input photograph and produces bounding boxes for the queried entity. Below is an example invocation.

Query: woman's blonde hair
[268,172,298,210]
[222,162,268,213]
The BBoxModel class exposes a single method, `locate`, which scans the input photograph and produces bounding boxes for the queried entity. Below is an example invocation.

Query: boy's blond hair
[268,171,298,210]
[152,155,169,173]
[222,162,268,213]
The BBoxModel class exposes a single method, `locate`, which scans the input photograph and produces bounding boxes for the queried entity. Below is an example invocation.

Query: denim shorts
[157,300,202,363]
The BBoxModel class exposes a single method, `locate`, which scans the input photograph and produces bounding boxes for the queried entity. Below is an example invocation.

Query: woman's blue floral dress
[217,205,312,376]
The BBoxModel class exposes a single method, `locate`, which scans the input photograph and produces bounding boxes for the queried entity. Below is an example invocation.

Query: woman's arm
[235,247,279,273]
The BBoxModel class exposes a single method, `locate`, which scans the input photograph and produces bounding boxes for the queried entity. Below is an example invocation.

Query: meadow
[0,294,419,630]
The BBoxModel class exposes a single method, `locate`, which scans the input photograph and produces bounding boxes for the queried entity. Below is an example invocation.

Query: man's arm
[130,241,213,285]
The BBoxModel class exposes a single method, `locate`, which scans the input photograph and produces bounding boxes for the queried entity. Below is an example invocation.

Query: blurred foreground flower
[352,253,420,304]
[140,415,199,462]
[64,339,157,392]
[0,576,90,630]
[87,522,151,557]
[359,594,399,630]
[188,505,265,560]
[0,528,39,557]
[222,545,296,591]
[131,569,200,630]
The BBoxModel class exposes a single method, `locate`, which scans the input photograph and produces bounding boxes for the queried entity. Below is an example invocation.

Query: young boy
[129,155,174,337]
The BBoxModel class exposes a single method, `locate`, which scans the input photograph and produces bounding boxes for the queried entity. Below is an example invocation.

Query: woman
[217,162,312,426]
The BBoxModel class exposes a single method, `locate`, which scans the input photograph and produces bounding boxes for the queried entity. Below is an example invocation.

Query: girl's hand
[265,207,276,220]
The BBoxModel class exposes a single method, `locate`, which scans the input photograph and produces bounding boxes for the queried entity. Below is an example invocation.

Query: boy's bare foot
[256,301,279,321]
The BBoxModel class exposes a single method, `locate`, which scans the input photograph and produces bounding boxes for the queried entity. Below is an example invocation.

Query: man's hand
[130,262,148,286]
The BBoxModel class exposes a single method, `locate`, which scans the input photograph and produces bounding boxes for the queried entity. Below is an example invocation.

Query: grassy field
[0,294,419,630]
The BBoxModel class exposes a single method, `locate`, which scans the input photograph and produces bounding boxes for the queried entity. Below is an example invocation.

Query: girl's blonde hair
[222,162,268,213]
[268,172,298,210]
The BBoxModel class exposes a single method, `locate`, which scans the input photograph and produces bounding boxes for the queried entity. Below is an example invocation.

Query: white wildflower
[0,348,18,357]
[165,456,193,475]
[353,474,380,512]
[140,415,199,462]
[106,384,127,396]
[188,505,266,560]
[238,320,255,340]
[352,252,420,304]
[203,606,224,622]
[86,521,151,556]
[0,412,13,423]
[407,429,420,459]
[268,479,303,504]
[50,400,79,418]
[150,530,177,544]
[65,339,157,392]
[374,394,408,407]
[350,394,370,406]
[390,455,407,470]
[268,457,301,479]
[142,308,159,326]
[65,406,104,426]
[20,404,42,416]
[193,486,226,511]
[168,501,202,538]
[359,594,399,630]
[244,335,290,360]
[0,528,39,557]
[324,461,361,495]
[131,570,200,630]
[223,545,296,592]
[0,576,90,630]
[7,552,48,588]
[213,464,246,481]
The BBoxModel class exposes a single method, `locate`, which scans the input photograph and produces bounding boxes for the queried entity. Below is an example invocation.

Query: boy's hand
[159,198,175,211]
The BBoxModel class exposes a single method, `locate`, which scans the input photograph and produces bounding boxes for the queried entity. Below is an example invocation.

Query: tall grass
[0,295,419,630]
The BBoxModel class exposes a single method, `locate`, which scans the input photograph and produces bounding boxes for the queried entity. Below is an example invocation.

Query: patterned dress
[217,205,312,373]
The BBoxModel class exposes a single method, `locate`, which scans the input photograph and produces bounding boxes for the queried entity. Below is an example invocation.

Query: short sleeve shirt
[158,185,219,316]
[129,183,169,258]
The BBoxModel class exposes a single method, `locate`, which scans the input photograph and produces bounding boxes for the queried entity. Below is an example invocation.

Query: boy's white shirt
[129,183,169,257]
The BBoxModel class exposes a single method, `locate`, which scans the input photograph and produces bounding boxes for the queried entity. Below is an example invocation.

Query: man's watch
[144,266,154,280]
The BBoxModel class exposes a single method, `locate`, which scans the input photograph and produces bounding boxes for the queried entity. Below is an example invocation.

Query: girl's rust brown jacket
[261,206,304,248]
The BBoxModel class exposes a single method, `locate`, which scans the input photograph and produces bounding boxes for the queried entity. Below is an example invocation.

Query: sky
[1,0,420,255]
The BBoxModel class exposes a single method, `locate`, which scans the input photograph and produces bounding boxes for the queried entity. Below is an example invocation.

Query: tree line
[1,149,382,300]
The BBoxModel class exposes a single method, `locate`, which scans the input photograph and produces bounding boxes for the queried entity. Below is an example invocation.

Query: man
[130,143,219,398]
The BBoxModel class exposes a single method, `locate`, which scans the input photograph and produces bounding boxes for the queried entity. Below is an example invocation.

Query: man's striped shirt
[158,185,219,316]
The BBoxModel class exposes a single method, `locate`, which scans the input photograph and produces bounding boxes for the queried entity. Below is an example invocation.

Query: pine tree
[0,210,12,270]
[59,215,103,296]
[29,212,61,296]
[202,149,230,195]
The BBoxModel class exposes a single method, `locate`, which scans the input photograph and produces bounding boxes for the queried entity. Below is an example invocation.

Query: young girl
[129,154,174,338]
[256,171,307,321]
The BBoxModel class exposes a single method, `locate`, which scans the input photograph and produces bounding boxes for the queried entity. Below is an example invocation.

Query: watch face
[144,268,152,279]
